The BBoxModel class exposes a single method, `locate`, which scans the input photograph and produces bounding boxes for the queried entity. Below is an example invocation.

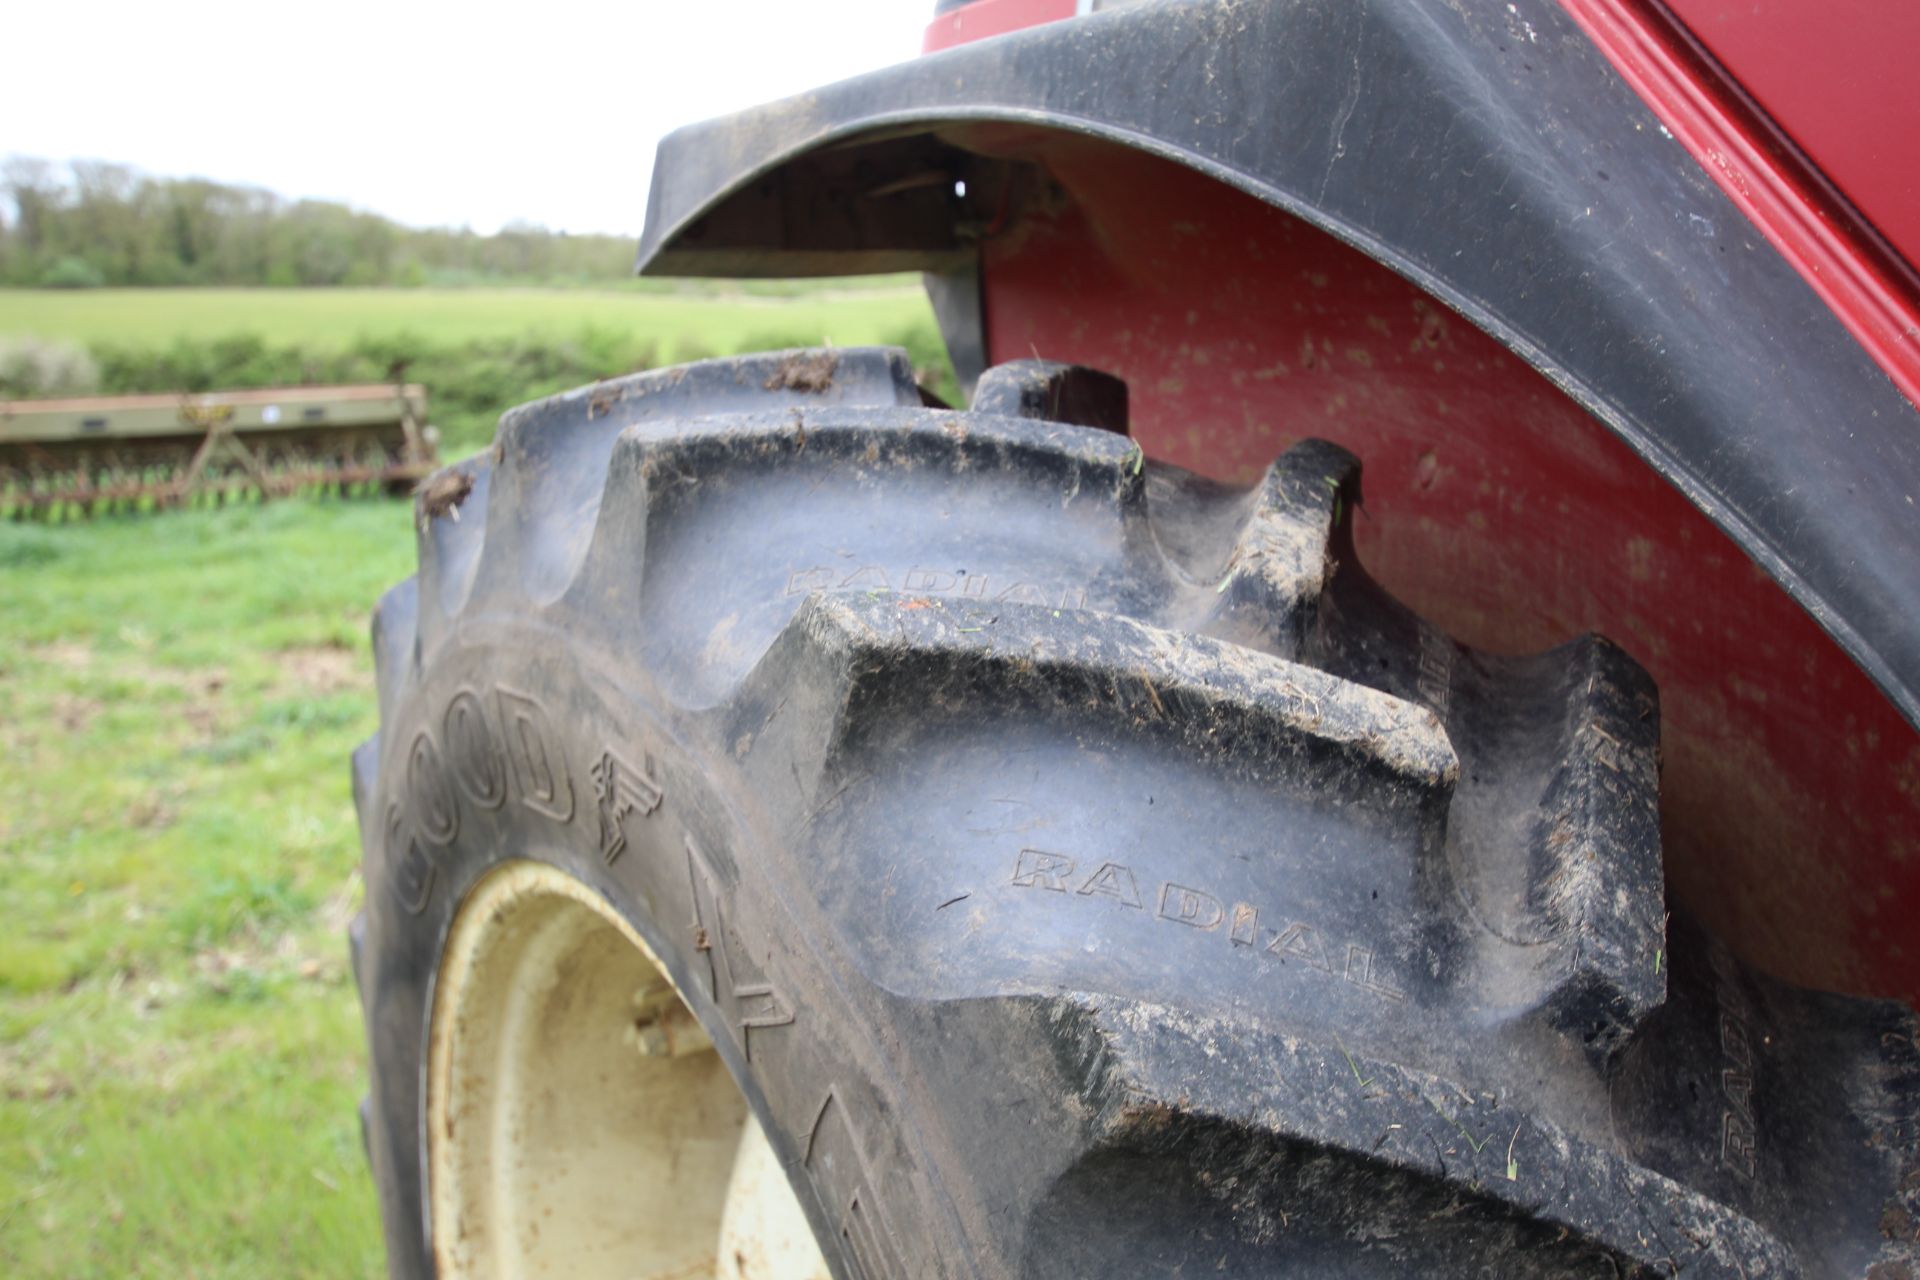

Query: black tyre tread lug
[1258,446,1672,1044]
[557,402,1151,629]
[1528,633,1666,1056]
[477,347,924,605]
[1202,438,1360,659]
[493,346,922,449]
[348,735,377,1009]
[347,909,367,1003]
[369,579,418,733]
[1395,626,1668,1048]
[413,452,493,648]
[1048,993,1799,1278]
[970,358,1131,434]
[605,399,1147,512]
[349,733,381,841]
[731,589,1458,819]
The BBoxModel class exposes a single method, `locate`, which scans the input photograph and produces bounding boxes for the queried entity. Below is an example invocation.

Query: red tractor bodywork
[920,1,1920,1005]
[1658,0,1920,275]
[1559,0,1920,406]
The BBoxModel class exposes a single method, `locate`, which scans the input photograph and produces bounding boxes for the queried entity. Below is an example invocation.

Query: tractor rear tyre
[351,349,1920,1279]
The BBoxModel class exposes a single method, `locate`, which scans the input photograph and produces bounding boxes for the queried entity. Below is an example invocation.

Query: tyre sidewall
[359,623,949,1280]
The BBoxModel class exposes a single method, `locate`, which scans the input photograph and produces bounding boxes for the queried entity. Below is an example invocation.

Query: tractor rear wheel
[351,348,1920,1278]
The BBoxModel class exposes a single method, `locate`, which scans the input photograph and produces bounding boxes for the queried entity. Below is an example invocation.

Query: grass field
[0,291,456,1274]
[0,498,410,1276]
[0,284,932,355]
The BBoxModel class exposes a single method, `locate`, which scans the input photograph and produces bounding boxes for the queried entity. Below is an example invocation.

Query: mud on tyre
[351,348,1920,1278]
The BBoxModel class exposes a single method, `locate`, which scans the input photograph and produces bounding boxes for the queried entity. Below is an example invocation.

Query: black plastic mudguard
[633,0,1920,733]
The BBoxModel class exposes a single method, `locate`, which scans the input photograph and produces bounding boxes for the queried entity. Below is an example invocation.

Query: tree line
[0,157,636,287]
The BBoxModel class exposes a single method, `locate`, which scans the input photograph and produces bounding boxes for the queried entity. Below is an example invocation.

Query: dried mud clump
[764,351,839,394]
[417,469,475,522]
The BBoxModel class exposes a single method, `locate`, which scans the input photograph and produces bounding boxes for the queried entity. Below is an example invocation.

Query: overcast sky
[2,0,926,235]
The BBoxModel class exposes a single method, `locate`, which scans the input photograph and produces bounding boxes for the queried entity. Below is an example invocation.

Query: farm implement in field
[0,383,438,519]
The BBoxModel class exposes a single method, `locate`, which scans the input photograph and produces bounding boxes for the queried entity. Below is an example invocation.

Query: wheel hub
[427,861,828,1279]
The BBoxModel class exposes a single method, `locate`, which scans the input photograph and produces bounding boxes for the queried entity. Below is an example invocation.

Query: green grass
[0,285,932,353]
[0,496,415,1276]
